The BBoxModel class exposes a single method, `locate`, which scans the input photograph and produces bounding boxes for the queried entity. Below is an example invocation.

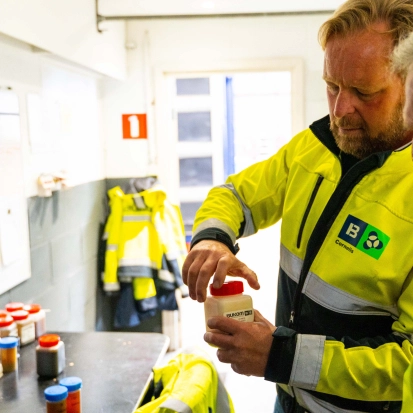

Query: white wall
[0,33,105,198]
[101,14,329,194]
[0,0,126,79]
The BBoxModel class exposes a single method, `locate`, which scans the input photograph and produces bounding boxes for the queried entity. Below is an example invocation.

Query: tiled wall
[0,178,163,334]
[0,180,107,332]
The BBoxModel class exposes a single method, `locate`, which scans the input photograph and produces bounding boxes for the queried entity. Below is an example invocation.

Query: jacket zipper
[289,153,388,329]
[296,175,324,249]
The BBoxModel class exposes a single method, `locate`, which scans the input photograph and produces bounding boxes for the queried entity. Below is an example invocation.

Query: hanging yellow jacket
[136,353,235,413]
[103,181,187,313]
[192,115,413,412]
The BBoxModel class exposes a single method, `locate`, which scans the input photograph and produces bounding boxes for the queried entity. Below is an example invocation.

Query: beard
[330,101,407,159]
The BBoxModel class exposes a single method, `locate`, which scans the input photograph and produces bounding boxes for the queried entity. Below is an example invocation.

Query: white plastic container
[0,315,18,338]
[11,310,35,346]
[204,280,254,333]
[23,304,46,338]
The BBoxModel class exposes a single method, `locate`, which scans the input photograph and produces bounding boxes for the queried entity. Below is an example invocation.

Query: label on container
[223,308,254,322]
[19,322,35,345]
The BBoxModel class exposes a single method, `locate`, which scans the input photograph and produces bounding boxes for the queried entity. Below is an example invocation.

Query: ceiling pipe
[96,1,334,33]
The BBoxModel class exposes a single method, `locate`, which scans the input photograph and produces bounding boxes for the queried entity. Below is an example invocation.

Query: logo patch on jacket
[337,215,390,260]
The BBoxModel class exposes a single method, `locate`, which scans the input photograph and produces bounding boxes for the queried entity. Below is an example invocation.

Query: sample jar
[11,310,35,346]
[204,280,254,333]
[0,336,19,373]
[60,377,82,413]
[36,334,65,377]
[23,303,46,338]
[0,314,18,338]
[5,302,24,313]
[44,385,68,413]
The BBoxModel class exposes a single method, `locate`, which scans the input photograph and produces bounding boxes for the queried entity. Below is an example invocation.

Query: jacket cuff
[190,228,240,255]
[264,326,297,383]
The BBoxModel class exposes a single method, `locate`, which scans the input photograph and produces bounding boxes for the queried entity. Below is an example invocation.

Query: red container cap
[209,281,244,296]
[0,315,14,327]
[11,310,29,321]
[5,302,24,312]
[0,310,9,318]
[23,304,41,314]
[39,334,60,348]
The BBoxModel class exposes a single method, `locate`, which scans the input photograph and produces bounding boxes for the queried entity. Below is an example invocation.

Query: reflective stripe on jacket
[136,353,235,413]
[192,115,413,412]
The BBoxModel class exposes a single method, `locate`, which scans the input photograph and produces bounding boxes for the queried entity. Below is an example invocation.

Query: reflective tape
[193,218,237,244]
[220,183,256,237]
[290,334,325,390]
[280,244,399,317]
[159,398,192,413]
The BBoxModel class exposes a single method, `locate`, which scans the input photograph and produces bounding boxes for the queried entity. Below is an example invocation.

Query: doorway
[155,61,303,413]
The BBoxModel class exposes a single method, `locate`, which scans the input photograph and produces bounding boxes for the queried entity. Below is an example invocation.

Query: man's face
[323,22,407,159]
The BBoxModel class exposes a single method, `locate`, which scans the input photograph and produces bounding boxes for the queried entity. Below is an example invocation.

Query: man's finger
[204,331,235,349]
[207,316,243,335]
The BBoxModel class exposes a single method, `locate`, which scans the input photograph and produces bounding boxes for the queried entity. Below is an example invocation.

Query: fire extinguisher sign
[122,114,147,139]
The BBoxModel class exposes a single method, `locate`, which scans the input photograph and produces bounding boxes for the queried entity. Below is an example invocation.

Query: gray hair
[392,30,413,76]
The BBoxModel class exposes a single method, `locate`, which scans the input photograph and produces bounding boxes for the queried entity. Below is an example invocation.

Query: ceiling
[97,0,343,18]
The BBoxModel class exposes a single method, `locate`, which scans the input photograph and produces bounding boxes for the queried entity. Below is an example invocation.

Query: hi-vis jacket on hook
[191,115,413,413]
[103,179,188,319]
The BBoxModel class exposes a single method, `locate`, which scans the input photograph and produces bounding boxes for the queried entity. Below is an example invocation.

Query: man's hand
[182,240,260,302]
[204,309,276,376]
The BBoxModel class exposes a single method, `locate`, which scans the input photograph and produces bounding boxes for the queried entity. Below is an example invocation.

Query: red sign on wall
[122,114,147,139]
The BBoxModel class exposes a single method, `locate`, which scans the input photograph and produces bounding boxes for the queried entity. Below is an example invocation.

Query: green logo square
[356,224,390,260]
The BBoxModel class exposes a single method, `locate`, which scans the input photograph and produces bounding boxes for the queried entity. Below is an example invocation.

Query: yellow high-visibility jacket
[402,362,413,413]
[103,181,187,315]
[192,115,413,412]
[136,353,235,413]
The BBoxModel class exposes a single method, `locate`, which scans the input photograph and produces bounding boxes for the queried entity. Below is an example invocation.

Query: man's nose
[334,90,356,118]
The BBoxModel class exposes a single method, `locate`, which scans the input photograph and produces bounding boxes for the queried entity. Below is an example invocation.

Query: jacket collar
[309,115,393,169]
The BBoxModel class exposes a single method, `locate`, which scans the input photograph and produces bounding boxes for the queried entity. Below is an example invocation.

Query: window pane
[176,78,210,95]
[179,157,213,187]
[178,112,211,142]
[180,201,203,233]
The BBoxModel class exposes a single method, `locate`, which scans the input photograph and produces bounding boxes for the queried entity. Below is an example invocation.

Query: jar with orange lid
[5,302,24,313]
[36,334,65,377]
[11,310,35,346]
[204,280,254,334]
[0,314,18,338]
[23,303,46,338]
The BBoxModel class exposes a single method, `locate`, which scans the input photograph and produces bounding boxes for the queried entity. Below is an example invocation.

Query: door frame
[153,58,304,202]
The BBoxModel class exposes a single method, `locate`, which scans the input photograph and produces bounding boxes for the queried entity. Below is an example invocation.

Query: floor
[174,223,281,413]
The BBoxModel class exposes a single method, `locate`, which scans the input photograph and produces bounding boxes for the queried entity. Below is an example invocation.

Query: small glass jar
[0,336,19,373]
[60,377,82,413]
[44,385,68,413]
[11,310,35,346]
[5,302,24,313]
[0,314,18,338]
[204,280,254,333]
[36,334,65,377]
[23,303,46,338]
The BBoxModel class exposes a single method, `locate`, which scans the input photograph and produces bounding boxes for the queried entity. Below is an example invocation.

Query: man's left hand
[204,309,276,377]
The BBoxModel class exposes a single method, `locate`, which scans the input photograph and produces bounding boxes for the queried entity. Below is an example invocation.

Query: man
[183,1,413,412]
[392,29,413,413]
